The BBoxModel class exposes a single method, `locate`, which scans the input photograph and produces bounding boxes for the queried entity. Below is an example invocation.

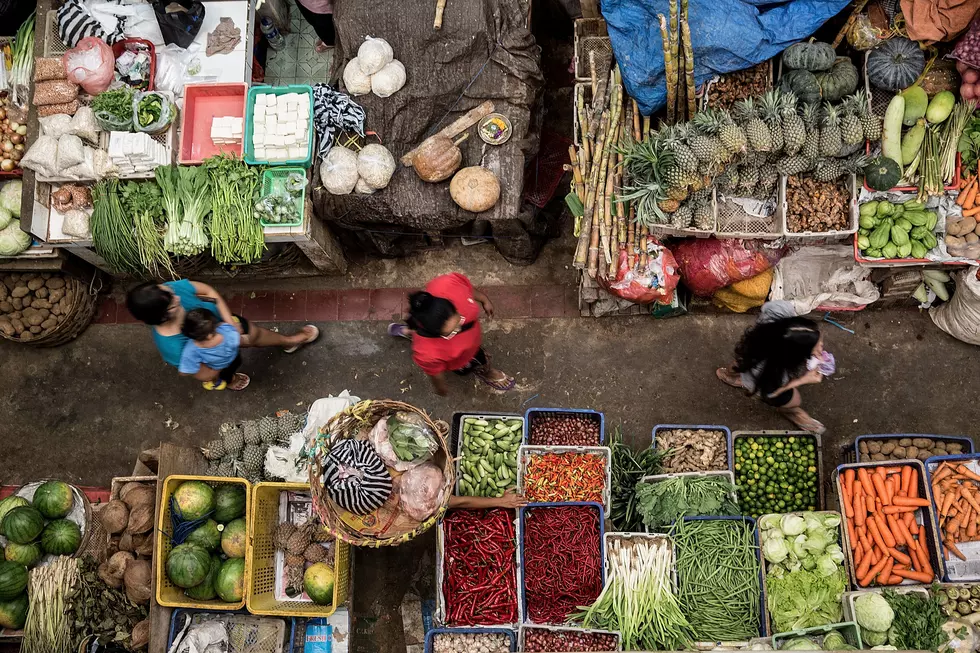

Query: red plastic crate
[863,144,961,194]
[178,83,247,165]
[111,38,155,91]
[0,484,110,503]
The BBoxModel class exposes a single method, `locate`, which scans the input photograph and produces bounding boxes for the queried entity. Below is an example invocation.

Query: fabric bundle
[320,439,392,515]
[311,83,365,160]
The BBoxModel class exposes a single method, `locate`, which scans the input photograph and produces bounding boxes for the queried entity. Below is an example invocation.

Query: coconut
[449,166,501,213]
[130,620,150,650]
[101,500,129,534]
[126,504,154,534]
[123,558,152,604]
[107,550,134,581]
[135,534,154,558]
[98,561,123,589]
[118,532,135,552]
[119,482,147,502]
[122,485,154,510]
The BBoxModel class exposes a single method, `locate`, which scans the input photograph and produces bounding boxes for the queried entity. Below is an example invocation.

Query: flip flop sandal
[284,325,319,353]
[203,380,227,391]
[715,367,743,388]
[388,323,410,339]
[228,373,251,391]
[477,371,516,392]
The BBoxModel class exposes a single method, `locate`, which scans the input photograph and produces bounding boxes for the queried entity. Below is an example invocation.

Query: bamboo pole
[681,0,696,122]
[658,14,676,126]
[640,226,649,268]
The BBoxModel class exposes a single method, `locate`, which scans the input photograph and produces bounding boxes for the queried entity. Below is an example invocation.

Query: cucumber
[882,94,905,168]
[901,120,926,166]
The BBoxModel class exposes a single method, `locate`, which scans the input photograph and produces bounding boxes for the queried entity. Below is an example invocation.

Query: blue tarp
[601,0,851,116]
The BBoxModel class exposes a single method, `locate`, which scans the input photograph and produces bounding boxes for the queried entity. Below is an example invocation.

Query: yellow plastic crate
[246,482,350,617]
[154,475,252,611]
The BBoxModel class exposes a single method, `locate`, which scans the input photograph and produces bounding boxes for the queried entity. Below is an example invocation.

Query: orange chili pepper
[524,452,606,503]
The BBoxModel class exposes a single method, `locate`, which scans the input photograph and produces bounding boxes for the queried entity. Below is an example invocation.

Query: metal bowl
[478,113,513,145]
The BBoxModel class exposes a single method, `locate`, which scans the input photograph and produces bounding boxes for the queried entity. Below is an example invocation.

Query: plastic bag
[931,270,980,345]
[57,134,85,170]
[155,43,212,98]
[153,0,206,49]
[673,238,788,297]
[954,17,980,71]
[34,58,66,82]
[713,269,774,313]
[64,146,97,180]
[769,245,879,312]
[39,101,79,117]
[396,462,446,522]
[133,91,175,134]
[908,0,979,46]
[20,135,59,177]
[385,412,438,466]
[368,419,418,472]
[33,80,79,107]
[62,209,91,239]
[69,107,100,144]
[63,37,114,95]
[847,14,887,51]
[39,114,73,139]
[601,239,680,304]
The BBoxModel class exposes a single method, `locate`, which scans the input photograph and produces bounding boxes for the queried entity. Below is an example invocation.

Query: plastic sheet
[63,37,114,95]
[672,238,786,297]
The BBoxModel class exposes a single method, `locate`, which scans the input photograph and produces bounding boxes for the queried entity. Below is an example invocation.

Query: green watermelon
[213,485,246,523]
[172,481,215,521]
[166,543,211,589]
[0,497,28,528]
[184,555,222,601]
[0,592,27,630]
[185,519,221,551]
[1,506,44,544]
[32,481,74,520]
[4,542,42,568]
[214,558,245,603]
[40,520,81,556]
[0,562,28,601]
[303,563,335,605]
[220,518,246,558]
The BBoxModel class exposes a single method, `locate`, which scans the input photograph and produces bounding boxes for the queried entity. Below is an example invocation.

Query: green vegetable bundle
[635,473,738,530]
[91,179,144,277]
[157,165,210,257]
[881,589,946,652]
[609,427,666,532]
[203,155,264,264]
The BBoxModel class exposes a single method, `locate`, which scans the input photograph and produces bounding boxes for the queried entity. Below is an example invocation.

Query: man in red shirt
[389,273,515,395]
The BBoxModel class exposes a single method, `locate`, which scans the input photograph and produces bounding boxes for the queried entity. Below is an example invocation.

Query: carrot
[909,468,919,497]
[964,206,980,217]
[894,567,933,583]
[894,496,932,508]
[855,543,864,567]
[842,478,854,519]
[969,512,978,539]
[886,574,904,585]
[873,474,890,505]
[949,517,962,534]
[886,514,906,546]
[886,476,897,504]
[941,492,957,515]
[845,468,856,491]
[856,550,872,579]
[866,496,875,513]
[958,176,978,206]
[888,547,912,566]
[915,542,933,576]
[860,555,890,587]
[846,516,856,546]
[870,546,881,564]
[962,486,980,513]
[896,517,917,550]
[854,489,867,526]
[858,468,875,496]
[933,464,954,484]
[901,465,913,494]
[866,517,889,553]
[882,505,917,514]
[964,182,980,210]
[946,539,967,561]
[859,534,873,554]
[874,513,897,548]
[956,465,980,483]
[879,556,895,584]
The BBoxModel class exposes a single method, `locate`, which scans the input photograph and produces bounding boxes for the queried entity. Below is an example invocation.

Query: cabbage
[822,631,847,650]
[792,533,810,558]
[0,206,11,230]
[817,549,845,576]
[781,637,819,650]
[821,514,841,529]
[854,593,894,633]
[0,180,22,217]
[802,555,817,571]
[862,630,889,647]
[759,514,782,531]
[803,531,832,553]
[782,514,807,536]
[870,647,897,650]
[0,222,31,256]
[764,535,790,563]
[804,512,825,532]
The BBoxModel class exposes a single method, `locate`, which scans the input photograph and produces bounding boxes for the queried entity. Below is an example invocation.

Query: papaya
[926,91,955,124]
[891,225,910,246]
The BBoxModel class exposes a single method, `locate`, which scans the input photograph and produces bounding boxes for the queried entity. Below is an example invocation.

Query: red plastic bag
[63,37,115,95]
[673,238,787,297]
[600,239,680,304]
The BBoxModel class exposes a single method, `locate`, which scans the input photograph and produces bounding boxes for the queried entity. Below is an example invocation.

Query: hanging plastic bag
[133,91,175,134]
[600,239,680,304]
[153,0,206,49]
[63,37,114,95]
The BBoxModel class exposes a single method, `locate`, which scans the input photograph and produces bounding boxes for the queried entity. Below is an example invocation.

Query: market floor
[3,310,979,651]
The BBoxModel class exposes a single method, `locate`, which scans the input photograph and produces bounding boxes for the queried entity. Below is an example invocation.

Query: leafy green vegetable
[91,179,143,276]
[881,589,946,652]
[781,637,819,650]
[137,95,162,128]
[765,567,846,633]
[958,115,980,176]
[91,89,135,130]
[854,592,894,633]
[636,474,739,529]
[203,154,264,264]
[121,180,175,279]
[158,165,209,257]
[609,427,667,532]
[822,631,847,650]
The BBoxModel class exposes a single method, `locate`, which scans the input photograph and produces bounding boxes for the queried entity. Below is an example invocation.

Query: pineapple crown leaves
[620,137,675,187]
[759,89,784,121]
[779,91,799,114]
[821,102,841,126]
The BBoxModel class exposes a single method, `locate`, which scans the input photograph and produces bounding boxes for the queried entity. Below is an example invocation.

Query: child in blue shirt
[178,309,249,391]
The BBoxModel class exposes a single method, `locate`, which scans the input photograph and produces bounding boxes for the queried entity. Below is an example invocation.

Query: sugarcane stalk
[681,0,696,122]
[434,0,447,29]
[575,108,611,268]
[589,64,612,140]
[658,14,676,125]
[590,51,598,95]
[670,0,681,119]
[568,146,586,199]
[640,225,649,268]
[576,87,591,173]
[601,127,617,266]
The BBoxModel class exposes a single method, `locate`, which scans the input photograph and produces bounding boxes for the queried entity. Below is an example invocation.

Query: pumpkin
[449,167,500,213]
[780,69,822,104]
[414,133,468,182]
[865,156,901,191]
[867,37,925,91]
[782,40,836,72]
[815,58,859,102]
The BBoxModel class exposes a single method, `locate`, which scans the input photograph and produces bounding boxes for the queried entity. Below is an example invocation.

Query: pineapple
[757,164,778,196]
[738,165,759,195]
[285,564,304,597]
[689,109,728,168]
[304,543,329,563]
[819,103,842,158]
[859,103,883,142]
[657,198,681,213]
[242,444,265,472]
[693,201,713,230]
[759,90,785,154]
[813,158,846,182]
[800,103,821,160]
[735,98,772,153]
[243,420,261,445]
[671,203,693,228]
[221,424,244,456]
[258,415,278,443]
[286,553,305,567]
[216,458,235,478]
[286,527,312,555]
[776,155,815,177]
[780,92,806,156]
[662,163,690,193]
[717,110,747,157]
[202,439,226,461]
[715,165,739,194]
[274,522,298,550]
[840,95,865,146]
[206,460,219,476]
[660,125,699,173]
[690,188,712,203]
[666,182,689,202]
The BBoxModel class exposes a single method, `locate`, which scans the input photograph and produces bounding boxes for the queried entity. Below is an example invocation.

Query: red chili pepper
[524,452,605,503]
[442,508,519,626]
[522,505,603,624]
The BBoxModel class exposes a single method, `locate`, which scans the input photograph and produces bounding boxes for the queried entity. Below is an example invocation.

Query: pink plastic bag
[673,238,787,297]
[600,240,680,304]
[396,462,446,522]
[63,37,114,95]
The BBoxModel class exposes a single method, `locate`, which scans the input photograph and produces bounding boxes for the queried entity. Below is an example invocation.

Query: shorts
[761,389,794,407]
[452,348,488,376]
[232,314,251,335]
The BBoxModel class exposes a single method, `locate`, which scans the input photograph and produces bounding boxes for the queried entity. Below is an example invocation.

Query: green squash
[780,69,822,104]
[864,156,901,191]
[782,41,836,72]
[815,58,859,103]
[867,37,925,91]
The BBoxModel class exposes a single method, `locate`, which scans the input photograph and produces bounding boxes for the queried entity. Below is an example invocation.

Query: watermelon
[214,558,245,603]
[40,520,81,556]
[185,519,221,551]
[166,543,211,589]
[303,563,335,605]
[184,555,222,601]
[172,481,215,521]
[32,481,74,520]
[0,593,27,630]
[220,518,246,558]
[4,542,42,568]
[1,506,44,544]
[0,497,28,528]
[0,562,28,601]
[213,485,246,523]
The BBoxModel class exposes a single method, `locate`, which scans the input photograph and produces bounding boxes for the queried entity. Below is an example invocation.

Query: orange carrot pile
[959,174,980,216]
[839,464,936,587]
[930,461,980,561]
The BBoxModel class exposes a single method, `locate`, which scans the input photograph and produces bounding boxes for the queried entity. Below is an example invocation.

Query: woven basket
[309,399,454,547]
[0,277,97,347]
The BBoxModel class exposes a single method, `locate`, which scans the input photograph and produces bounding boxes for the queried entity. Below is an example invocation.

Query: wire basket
[259,168,307,227]
[308,399,453,547]
[715,192,782,239]
[167,608,292,653]
[574,18,612,83]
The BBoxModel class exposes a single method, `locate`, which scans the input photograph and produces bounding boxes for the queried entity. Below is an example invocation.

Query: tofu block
[288,145,305,159]
[297,102,310,117]
[281,110,297,123]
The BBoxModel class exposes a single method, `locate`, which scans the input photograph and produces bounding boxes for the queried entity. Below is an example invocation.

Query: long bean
[671,518,761,642]
[91,179,144,277]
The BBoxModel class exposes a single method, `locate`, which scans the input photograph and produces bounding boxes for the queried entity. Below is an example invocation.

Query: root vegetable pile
[529,415,600,446]
[431,631,510,653]
[839,464,936,587]
[706,62,772,111]
[734,435,818,517]
[859,436,965,463]
[523,452,606,504]
[656,428,728,472]
[672,518,762,641]
[522,628,618,652]
[523,505,603,624]
[0,273,74,342]
[786,175,850,233]
[441,509,518,626]
[929,460,980,565]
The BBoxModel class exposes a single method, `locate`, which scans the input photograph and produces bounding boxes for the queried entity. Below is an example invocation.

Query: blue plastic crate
[244,84,314,168]
[652,424,733,471]
[524,408,604,445]
[424,627,516,652]
[675,516,767,638]
[854,434,974,463]
[167,608,296,651]
[925,453,980,582]
[519,502,605,625]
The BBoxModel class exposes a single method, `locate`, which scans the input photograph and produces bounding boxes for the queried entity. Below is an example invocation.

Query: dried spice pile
[706,62,771,110]
[786,175,850,233]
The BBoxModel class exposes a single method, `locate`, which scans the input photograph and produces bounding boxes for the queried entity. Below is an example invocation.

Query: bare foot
[779,407,825,434]
[476,368,516,391]
[228,373,250,391]
[716,367,744,388]
[284,325,319,353]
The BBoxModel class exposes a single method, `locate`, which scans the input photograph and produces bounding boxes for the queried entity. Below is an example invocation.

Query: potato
[29,325,41,334]
[40,318,57,330]
[881,442,897,455]
[10,297,21,310]
[912,438,934,449]
[9,311,19,320]
[859,441,869,454]
[47,288,64,303]
[34,287,47,299]
[45,277,65,290]
[933,441,947,452]
[917,451,932,461]
[10,318,23,334]
[10,286,28,299]
[38,308,49,319]
[893,446,907,458]
[26,314,43,327]
[906,445,919,459]
[868,441,882,454]
[948,443,965,454]
[20,274,34,282]
[0,284,7,301]
[20,307,35,319]
[860,453,871,462]
[19,331,33,341]
[871,453,888,461]
[30,299,50,310]
[968,233,980,244]
[1,277,14,291]
[0,301,10,313]
[0,320,13,337]
[26,278,44,291]
[898,438,912,447]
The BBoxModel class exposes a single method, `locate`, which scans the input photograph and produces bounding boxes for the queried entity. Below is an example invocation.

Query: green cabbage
[862,630,889,647]
[0,207,11,230]
[0,180,21,217]
[782,514,807,536]
[822,631,847,650]
[781,637,819,650]
[854,593,894,633]
[764,535,790,563]
[0,223,31,256]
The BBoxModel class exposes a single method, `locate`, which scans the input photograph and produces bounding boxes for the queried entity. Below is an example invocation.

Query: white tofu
[297,102,310,117]
[297,119,308,135]
[281,110,296,123]
[255,94,267,106]
[288,145,305,159]
[263,134,277,147]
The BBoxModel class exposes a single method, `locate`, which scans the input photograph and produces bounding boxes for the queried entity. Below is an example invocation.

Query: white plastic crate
[715,191,782,239]
[780,174,859,242]
[517,445,612,515]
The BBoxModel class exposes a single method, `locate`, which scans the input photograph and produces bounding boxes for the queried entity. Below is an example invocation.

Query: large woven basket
[309,399,454,547]
[0,276,97,347]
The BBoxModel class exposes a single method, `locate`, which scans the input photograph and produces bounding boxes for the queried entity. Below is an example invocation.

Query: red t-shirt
[412,273,482,375]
